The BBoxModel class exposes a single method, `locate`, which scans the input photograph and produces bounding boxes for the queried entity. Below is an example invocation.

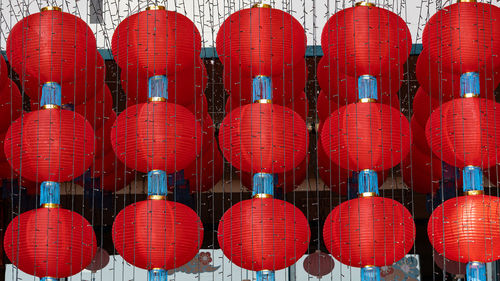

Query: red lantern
[94,110,116,157]
[303,251,335,278]
[411,115,432,154]
[7,9,100,105]
[0,79,23,133]
[216,6,306,78]
[412,87,439,129]
[121,58,207,105]
[112,199,203,270]
[320,102,411,172]
[219,103,309,174]
[4,208,97,278]
[422,2,500,74]
[86,248,110,273]
[433,249,467,276]
[426,97,500,169]
[4,109,95,182]
[90,151,134,192]
[321,5,412,77]
[402,145,442,194]
[487,164,499,187]
[0,55,7,84]
[428,195,500,263]
[111,102,202,174]
[323,196,415,267]
[74,85,114,130]
[218,197,310,271]
[112,8,201,77]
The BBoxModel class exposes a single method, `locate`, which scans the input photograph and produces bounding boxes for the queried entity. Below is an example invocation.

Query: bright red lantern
[111,102,202,174]
[4,109,95,182]
[4,208,97,278]
[321,5,412,77]
[320,102,411,172]
[323,196,415,267]
[422,2,500,74]
[428,195,500,263]
[112,8,201,77]
[112,199,203,270]
[0,80,23,133]
[218,197,310,271]
[402,145,442,194]
[426,97,500,169]
[7,9,100,105]
[216,6,306,78]
[219,103,309,174]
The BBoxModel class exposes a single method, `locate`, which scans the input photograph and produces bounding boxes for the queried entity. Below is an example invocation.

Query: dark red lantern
[402,145,442,194]
[74,85,114,130]
[112,199,203,270]
[321,4,412,77]
[426,97,500,169]
[4,208,97,278]
[0,55,7,84]
[0,79,23,133]
[303,251,335,278]
[86,248,110,273]
[323,196,415,267]
[487,164,499,187]
[94,110,116,157]
[433,249,467,276]
[91,151,134,192]
[4,109,95,182]
[218,197,310,271]
[320,102,411,172]
[111,102,202,174]
[412,87,439,130]
[216,6,306,78]
[411,115,432,154]
[112,8,201,77]
[428,195,500,263]
[219,103,309,174]
[422,2,500,74]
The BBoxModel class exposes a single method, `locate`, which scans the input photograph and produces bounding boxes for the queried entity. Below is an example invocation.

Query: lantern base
[40,181,60,206]
[252,76,273,102]
[252,173,274,197]
[41,277,58,281]
[358,170,379,195]
[257,270,275,281]
[361,266,380,281]
[148,170,167,197]
[148,75,168,100]
[357,75,378,101]
[463,166,483,193]
[41,82,62,108]
[148,268,167,281]
[467,262,486,281]
[460,72,480,98]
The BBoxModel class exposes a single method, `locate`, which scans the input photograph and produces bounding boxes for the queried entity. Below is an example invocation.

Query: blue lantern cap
[467,262,486,281]
[257,270,275,281]
[41,82,62,107]
[463,166,484,192]
[358,75,378,101]
[148,170,167,197]
[460,72,480,98]
[40,181,60,206]
[361,266,381,281]
[148,268,167,281]
[41,277,59,281]
[252,173,274,197]
[148,75,168,100]
[358,169,379,195]
[252,76,273,102]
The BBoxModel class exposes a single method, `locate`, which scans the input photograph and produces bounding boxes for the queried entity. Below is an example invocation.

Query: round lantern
[321,4,412,77]
[410,115,432,154]
[112,199,203,270]
[4,109,95,182]
[402,145,442,194]
[4,208,97,278]
[91,151,134,192]
[112,7,201,77]
[303,251,335,278]
[86,247,110,273]
[7,8,100,105]
[0,55,7,84]
[487,164,499,187]
[426,97,500,169]
[219,103,309,174]
[422,2,500,74]
[412,87,439,129]
[323,196,415,267]
[0,79,23,133]
[216,6,306,78]
[428,195,500,263]
[218,197,310,271]
[320,102,411,172]
[433,249,467,276]
[111,102,201,174]
[74,85,114,130]
[94,110,116,157]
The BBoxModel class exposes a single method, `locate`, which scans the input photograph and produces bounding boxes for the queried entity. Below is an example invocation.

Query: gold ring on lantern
[148,97,167,102]
[359,192,377,198]
[463,93,479,98]
[41,6,61,11]
[252,3,272,8]
[364,265,376,268]
[466,190,484,196]
[148,195,167,200]
[355,2,376,7]
[253,193,273,199]
[42,104,61,110]
[42,203,60,208]
[458,0,476,2]
[256,99,272,104]
[146,6,166,10]
[359,98,377,103]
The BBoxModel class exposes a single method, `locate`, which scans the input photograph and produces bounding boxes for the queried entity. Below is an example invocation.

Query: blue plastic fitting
[41,82,62,107]
[357,75,378,100]
[41,277,58,281]
[256,270,275,281]
[460,72,480,97]
[148,75,168,99]
[252,173,274,197]
[358,169,379,195]
[361,266,381,281]
[148,170,167,197]
[40,181,60,206]
[148,268,167,281]
[467,261,486,281]
[463,166,484,192]
[252,76,273,102]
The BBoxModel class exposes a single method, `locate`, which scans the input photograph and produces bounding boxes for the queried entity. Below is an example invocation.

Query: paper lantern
[320,102,411,171]
[426,97,500,168]
[4,208,97,278]
[428,195,500,263]
[0,79,23,133]
[303,251,335,278]
[111,102,201,173]
[412,87,439,129]
[94,110,116,157]
[323,196,415,267]
[218,197,310,271]
[219,103,309,174]
[86,248,110,273]
[74,85,114,130]
[4,109,95,182]
[112,199,203,270]
[402,145,442,194]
